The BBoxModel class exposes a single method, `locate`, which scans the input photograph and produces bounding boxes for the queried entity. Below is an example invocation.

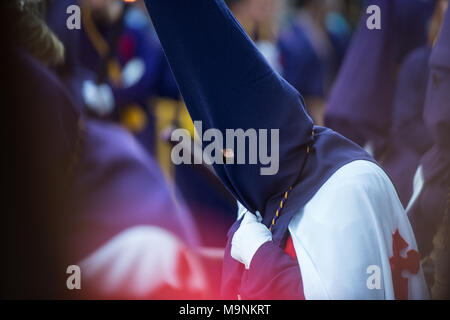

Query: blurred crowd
[1,0,449,299]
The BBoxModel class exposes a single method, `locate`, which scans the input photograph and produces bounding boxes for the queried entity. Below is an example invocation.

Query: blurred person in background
[380,1,447,208]
[48,0,181,156]
[226,0,283,72]
[3,0,211,299]
[278,0,352,125]
[341,0,366,29]
[325,0,436,158]
[380,48,433,207]
[407,0,450,299]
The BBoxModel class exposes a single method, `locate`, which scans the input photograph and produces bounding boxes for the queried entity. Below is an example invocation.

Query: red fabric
[150,249,207,300]
[118,34,137,64]
[389,229,421,300]
[284,235,297,261]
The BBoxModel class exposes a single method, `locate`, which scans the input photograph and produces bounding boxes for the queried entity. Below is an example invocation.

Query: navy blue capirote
[144,0,376,299]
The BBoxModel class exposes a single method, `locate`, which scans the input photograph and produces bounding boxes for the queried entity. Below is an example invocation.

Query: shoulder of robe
[291,159,404,237]
[288,160,405,299]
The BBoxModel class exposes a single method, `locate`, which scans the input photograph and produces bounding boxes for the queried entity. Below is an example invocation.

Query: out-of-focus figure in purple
[325,0,436,157]
[278,0,353,125]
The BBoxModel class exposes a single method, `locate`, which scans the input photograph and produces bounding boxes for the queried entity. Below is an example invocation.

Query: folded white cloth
[231,210,272,269]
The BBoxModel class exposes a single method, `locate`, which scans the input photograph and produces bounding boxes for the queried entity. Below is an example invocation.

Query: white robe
[288,160,429,299]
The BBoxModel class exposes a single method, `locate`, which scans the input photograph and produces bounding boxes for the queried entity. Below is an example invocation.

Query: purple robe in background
[423,11,450,169]
[382,47,433,207]
[408,7,450,256]
[46,1,201,260]
[325,0,435,155]
[71,119,200,260]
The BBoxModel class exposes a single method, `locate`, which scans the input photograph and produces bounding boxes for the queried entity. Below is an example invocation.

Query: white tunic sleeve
[288,160,429,300]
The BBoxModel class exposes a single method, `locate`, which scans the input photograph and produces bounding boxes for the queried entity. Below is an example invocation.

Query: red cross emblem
[389,229,421,300]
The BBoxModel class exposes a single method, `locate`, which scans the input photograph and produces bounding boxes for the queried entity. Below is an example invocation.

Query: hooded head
[144,0,373,245]
[420,4,450,182]
[426,3,450,152]
[145,0,314,215]
[325,0,436,152]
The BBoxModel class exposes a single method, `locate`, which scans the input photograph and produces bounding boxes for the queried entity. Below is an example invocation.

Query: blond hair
[11,0,65,66]
[429,0,449,46]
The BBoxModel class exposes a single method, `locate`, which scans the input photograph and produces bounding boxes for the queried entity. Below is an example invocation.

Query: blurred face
[86,0,109,10]
[429,0,449,45]
[440,0,449,15]
[309,0,329,22]
[247,0,278,24]
[84,0,124,23]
